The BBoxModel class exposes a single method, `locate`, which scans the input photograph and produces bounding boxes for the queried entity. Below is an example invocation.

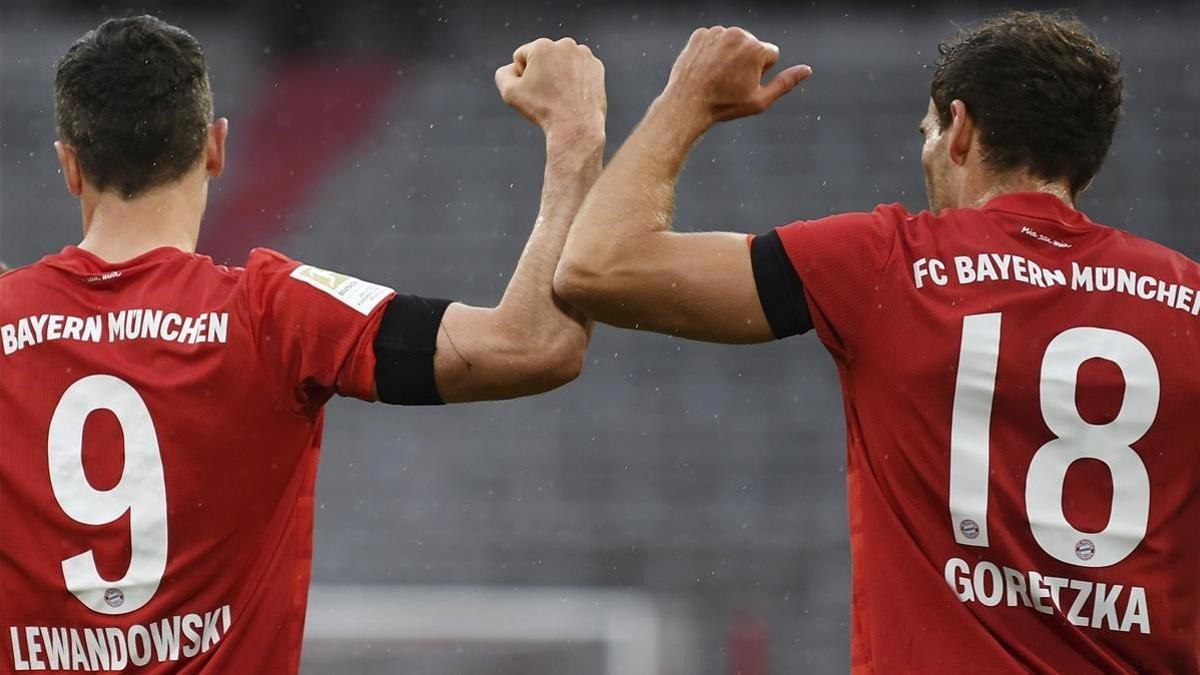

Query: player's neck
[77,181,205,264]
[964,172,1075,210]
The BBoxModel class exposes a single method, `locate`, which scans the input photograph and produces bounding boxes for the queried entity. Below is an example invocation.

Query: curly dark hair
[55,15,213,199]
[931,11,1123,195]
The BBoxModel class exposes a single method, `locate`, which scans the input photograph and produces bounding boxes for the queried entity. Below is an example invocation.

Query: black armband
[750,230,814,339]
[373,295,453,405]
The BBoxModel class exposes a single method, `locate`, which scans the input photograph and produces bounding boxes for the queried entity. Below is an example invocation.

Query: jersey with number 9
[770,193,1199,674]
[0,245,394,673]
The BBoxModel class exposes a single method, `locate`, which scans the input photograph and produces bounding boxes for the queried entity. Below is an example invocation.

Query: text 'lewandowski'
[9,604,232,671]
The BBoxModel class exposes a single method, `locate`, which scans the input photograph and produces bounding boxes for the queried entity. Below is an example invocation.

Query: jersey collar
[979,192,1095,230]
[42,245,193,282]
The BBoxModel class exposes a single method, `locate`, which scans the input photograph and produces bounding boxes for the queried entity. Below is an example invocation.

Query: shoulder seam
[844,209,904,369]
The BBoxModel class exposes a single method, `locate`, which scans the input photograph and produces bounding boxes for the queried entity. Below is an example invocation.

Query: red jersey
[0,245,394,673]
[775,193,1200,673]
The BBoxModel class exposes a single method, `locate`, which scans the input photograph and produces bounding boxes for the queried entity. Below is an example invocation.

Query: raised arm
[554,27,810,343]
[430,38,604,402]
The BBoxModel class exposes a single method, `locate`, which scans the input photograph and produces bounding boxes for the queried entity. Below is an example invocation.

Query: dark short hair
[931,11,1123,195]
[55,15,212,199]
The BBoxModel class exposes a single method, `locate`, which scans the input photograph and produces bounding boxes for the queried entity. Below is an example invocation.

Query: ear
[205,118,228,178]
[54,141,83,197]
[947,99,974,166]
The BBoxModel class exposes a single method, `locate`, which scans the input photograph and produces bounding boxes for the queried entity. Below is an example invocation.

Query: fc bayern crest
[959,519,980,540]
[104,588,125,608]
[1075,539,1096,561]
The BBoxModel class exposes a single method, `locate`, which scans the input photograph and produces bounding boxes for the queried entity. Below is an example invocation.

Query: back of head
[55,15,212,200]
[931,11,1123,195]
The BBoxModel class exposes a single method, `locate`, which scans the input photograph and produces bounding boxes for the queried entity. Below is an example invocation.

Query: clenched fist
[661,26,811,127]
[496,37,606,137]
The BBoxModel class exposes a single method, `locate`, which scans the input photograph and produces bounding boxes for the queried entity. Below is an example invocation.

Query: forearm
[494,127,603,338]
[578,96,702,240]
[552,26,807,342]
[556,96,709,318]
[430,129,603,403]
[423,35,608,403]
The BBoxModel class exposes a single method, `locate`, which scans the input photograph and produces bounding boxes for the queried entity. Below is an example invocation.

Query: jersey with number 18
[0,245,395,673]
[770,193,1199,674]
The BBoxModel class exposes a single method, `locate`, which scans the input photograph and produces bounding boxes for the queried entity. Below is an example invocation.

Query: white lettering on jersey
[0,312,229,356]
[912,258,949,288]
[8,605,232,671]
[289,264,393,316]
[908,252,1199,318]
[1020,225,1072,248]
[943,557,1150,634]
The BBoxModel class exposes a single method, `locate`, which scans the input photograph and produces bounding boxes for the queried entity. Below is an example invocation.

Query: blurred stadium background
[2,1,1196,672]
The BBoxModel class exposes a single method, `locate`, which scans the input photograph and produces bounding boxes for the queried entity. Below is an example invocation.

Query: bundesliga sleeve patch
[289,264,394,315]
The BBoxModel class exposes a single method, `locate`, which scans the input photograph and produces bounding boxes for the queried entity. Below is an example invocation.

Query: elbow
[556,231,648,317]
[501,321,588,396]
[549,344,585,388]
[553,256,611,314]
[539,326,587,389]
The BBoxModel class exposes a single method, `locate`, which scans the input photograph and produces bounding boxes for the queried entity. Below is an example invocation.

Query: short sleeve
[241,248,396,413]
[774,204,907,362]
[749,230,814,339]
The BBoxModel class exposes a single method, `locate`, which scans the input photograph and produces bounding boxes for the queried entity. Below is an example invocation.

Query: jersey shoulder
[901,200,1196,273]
[0,261,43,290]
[1,248,247,320]
[1104,228,1200,276]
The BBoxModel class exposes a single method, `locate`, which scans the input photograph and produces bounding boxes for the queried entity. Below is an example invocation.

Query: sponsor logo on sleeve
[289,265,393,316]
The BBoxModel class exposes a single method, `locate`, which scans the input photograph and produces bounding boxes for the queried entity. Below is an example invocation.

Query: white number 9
[48,375,168,615]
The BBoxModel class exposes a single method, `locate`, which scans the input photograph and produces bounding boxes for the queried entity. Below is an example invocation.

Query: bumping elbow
[553,258,607,311]
[549,347,585,388]
[503,324,587,395]
[541,328,587,388]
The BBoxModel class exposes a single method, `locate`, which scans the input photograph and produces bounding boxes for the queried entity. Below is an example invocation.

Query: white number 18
[948,313,1158,568]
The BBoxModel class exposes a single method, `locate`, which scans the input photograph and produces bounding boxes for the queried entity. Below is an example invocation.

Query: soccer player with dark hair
[557,12,1198,673]
[0,15,604,672]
